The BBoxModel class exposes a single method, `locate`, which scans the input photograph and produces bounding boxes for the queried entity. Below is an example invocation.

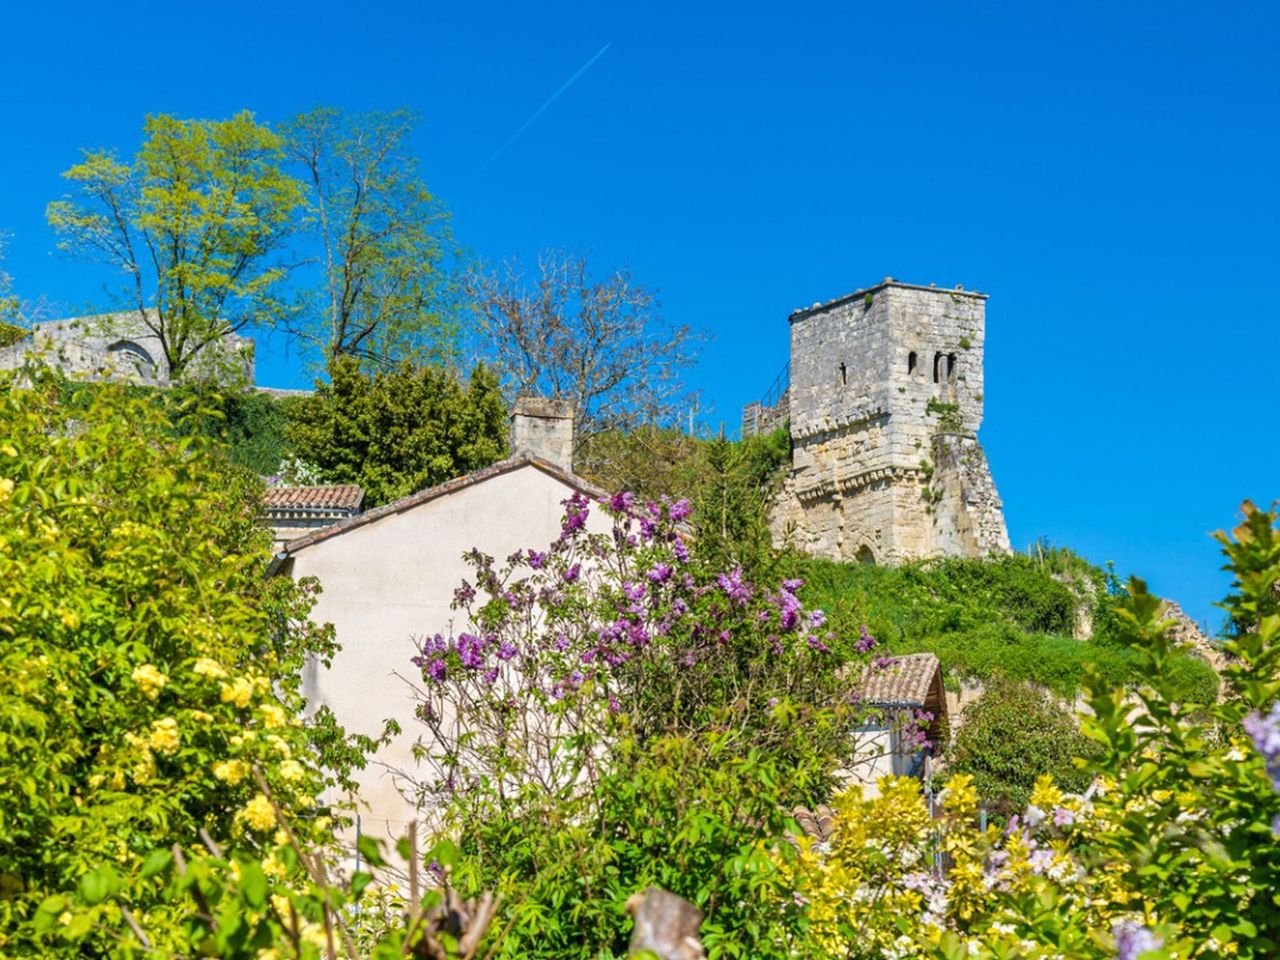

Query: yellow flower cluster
[148,717,180,755]
[214,759,251,785]
[259,702,287,728]
[241,793,277,832]
[131,663,169,700]
[220,677,255,709]
[781,773,1123,958]
[193,657,228,680]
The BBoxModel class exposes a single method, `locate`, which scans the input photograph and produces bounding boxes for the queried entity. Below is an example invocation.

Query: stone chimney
[510,397,575,472]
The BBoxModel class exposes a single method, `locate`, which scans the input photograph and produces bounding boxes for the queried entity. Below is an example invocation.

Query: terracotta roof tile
[858,653,941,708]
[263,485,365,512]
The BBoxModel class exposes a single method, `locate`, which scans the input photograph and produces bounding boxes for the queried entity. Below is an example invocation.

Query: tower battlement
[763,279,1010,563]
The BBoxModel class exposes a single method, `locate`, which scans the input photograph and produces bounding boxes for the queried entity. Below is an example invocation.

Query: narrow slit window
[933,353,944,383]
[908,351,918,374]
[947,353,957,381]
[839,361,847,386]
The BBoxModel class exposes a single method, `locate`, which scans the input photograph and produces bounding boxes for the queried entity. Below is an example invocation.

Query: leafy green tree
[0,365,363,954]
[946,679,1097,820]
[0,233,19,329]
[283,107,459,369]
[287,356,508,506]
[46,112,302,380]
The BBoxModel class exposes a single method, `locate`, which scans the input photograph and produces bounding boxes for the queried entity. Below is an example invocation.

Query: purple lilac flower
[483,667,500,684]
[669,498,692,522]
[608,695,620,714]
[777,589,802,631]
[497,640,519,661]
[553,633,570,652]
[718,568,753,605]
[807,635,829,653]
[1113,920,1162,960]
[623,581,646,602]
[609,491,637,513]
[454,632,488,670]
[527,550,547,570]
[809,609,827,629]
[673,538,690,563]
[647,563,673,584]
[855,625,877,653]
[672,598,688,617]
[453,581,476,605]
[638,517,658,541]
[422,659,447,682]
[1245,701,1280,788]
[560,493,590,537]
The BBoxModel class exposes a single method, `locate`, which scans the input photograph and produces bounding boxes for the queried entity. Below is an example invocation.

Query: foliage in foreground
[0,368,367,954]
[410,491,864,958]
[783,502,1280,959]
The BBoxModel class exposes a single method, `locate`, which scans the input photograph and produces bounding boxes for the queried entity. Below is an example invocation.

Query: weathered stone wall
[0,312,254,385]
[929,434,1012,557]
[767,279,1010,563]
[741,393,789,439]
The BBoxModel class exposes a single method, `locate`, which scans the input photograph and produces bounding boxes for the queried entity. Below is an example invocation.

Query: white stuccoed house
[267,399,613,846]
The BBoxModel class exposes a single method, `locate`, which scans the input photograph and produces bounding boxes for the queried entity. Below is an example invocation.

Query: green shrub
[946,679,1097,820]
[0,320,27,348]
[0,366,362,953]
[287,356,507,506]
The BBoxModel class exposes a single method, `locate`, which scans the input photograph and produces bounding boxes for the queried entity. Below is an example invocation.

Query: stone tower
[762,279,1010,563]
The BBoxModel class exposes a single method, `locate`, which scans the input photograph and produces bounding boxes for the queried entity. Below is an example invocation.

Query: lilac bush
[406,491,859,811]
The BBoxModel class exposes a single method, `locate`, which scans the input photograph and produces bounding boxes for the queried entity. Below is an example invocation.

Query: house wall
[282,464,612,845]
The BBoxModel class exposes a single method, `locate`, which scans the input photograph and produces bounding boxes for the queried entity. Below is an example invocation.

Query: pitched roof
[263,484,365,512]
[858,653,942,708]
[273,455,611,558]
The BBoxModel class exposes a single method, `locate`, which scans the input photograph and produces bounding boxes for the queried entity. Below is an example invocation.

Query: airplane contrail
[477,42,612,173]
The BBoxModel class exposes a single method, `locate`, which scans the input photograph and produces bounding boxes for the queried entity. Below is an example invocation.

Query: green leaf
[139,848,173,879]
[79,866,120,905]
[357,833,386,868]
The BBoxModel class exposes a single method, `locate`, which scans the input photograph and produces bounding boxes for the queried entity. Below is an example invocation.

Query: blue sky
[1,1,1276,628]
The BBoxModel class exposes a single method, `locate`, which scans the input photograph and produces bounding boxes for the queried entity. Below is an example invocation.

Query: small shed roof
[262,485,365,512]
[859,653,944,709]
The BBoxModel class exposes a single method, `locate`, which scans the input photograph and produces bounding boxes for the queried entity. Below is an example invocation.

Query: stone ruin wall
[0,313,255,386]
[767,280,1010,564]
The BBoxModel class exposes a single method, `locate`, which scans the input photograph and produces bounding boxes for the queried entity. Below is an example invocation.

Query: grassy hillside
[797,551,1219,703]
